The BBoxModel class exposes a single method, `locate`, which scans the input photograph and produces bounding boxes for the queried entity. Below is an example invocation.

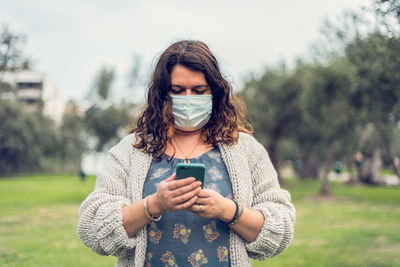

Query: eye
[169,86,184,94]
[193,86,210,95]
[193,89,206,94]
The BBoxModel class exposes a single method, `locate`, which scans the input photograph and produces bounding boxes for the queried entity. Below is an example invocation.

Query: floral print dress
[143,147,232,267]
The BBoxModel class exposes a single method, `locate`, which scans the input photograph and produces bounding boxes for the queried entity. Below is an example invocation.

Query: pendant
[184,159,190,164]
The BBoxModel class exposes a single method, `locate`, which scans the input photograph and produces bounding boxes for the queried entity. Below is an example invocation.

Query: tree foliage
[242,65,302,182]
[242,21,400,189]
[345,32,400,181]
[0,24,30,71]
[0,100,85,175]
[0,100,54,175]
[90,65,115,101]
[84,64,135,152]
[375,0,400,21]
[59,101,86,171]
[84,104,132,151]
[0,24,135,175]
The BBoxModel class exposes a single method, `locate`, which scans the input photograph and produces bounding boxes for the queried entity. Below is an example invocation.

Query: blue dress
[142,147,233,267]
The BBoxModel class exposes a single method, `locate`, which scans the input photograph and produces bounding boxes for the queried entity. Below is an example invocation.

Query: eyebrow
[170,84,209,90]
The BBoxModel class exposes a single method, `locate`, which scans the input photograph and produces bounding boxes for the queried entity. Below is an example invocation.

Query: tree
[84,64,135,152]
[89,65,115,101]
[0,100,60,176]
[292,58,358,195]
[0,24,31,72]
[345,32,400,182]
[375,0,400,22]
[309,5,400,187]
[58,100,86,172]
[84,104,132,151]
[0,25,88,175]
[242,65,302,183]
[128,54,142,90]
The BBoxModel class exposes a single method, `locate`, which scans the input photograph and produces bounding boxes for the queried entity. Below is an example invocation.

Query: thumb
[165,173,176,182]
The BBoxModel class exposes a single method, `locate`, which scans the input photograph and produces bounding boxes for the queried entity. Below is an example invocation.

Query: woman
[78,40,295,267]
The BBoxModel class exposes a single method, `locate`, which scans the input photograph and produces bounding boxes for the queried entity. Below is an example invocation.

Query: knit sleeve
[244,140,296,260]
[77,136,137,257]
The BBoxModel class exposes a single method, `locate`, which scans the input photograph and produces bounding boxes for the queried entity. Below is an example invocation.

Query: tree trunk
[359,146,382,185]
[299,151,320,179]
[345,157,359,185]
[377,123,399,180]
[387,147,400,179]
[320,140,338,196]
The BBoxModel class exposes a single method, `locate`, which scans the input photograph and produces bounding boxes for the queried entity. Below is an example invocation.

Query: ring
[199,204,203,212]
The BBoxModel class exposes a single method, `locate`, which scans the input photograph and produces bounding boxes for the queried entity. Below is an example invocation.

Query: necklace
[173,135,201,164]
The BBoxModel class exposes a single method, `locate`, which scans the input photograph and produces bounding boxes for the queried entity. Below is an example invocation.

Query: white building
[0,70,64,123]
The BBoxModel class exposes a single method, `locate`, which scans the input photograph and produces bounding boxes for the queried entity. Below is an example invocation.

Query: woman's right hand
[147,173,202,216]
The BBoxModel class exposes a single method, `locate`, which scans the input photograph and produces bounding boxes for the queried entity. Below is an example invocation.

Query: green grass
[382,169,396,176]
[252,178,400,267]
[0,175,116,267]
[0,175,399,266]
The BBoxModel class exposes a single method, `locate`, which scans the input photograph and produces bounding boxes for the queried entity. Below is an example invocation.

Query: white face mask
[171,94,213,131]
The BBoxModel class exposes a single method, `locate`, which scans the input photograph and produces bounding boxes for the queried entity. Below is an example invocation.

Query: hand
[148,173,202,215]
[187,189,236,222]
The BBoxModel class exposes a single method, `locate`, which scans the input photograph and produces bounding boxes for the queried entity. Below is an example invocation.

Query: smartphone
[175,163,205,188]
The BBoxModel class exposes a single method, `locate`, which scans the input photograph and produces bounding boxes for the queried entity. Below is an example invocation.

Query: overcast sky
[0,0,368,104]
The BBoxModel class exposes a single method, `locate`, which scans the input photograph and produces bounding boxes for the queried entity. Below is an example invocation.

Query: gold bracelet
[143,196,162,221]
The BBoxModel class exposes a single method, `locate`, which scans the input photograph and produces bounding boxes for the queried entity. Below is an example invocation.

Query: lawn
[0,174,399,266]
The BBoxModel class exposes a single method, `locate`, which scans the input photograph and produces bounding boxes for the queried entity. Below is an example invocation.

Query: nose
[183,88,193,95]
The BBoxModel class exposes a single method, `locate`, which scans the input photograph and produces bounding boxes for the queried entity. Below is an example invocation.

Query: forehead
[170,65,207,86]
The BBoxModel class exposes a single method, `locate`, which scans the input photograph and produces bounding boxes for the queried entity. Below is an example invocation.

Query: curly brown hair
[130,40,252,160]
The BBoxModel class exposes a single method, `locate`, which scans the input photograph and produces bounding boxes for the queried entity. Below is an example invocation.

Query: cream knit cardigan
[78,132,295,267]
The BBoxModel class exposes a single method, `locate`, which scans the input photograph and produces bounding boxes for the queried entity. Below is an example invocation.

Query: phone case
[175,163,205,188]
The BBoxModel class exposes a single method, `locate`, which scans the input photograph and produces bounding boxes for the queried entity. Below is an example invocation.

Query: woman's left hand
[186,189,236,222]
[188,189,265,242]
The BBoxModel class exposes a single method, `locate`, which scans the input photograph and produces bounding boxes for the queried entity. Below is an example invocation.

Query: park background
[1,0,400,266]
